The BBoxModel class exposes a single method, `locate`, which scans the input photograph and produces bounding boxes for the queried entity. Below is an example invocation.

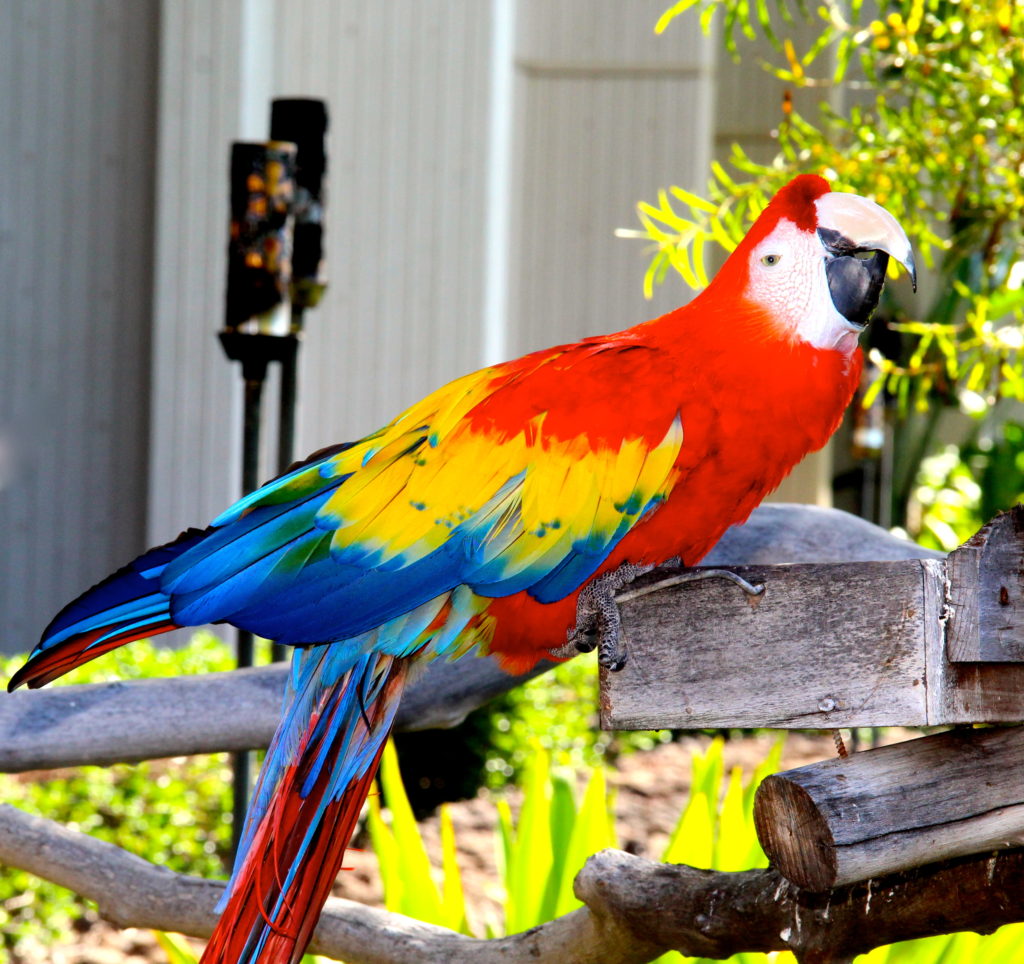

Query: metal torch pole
[268,98,329,662]
[221,140,298,860]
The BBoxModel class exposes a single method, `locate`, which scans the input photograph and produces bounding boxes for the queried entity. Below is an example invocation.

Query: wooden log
[753,726,1024,891]
[0,656,550,774]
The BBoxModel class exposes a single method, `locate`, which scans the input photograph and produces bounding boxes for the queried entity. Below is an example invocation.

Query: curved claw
[570,630,598,654]
[554,562,657,670]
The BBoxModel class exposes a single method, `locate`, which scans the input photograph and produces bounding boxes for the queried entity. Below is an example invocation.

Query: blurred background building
[0,0,821,655]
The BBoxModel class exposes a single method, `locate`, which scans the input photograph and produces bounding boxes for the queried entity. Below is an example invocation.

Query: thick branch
[575,847,1024,963]
[0,803,662,964]
[0,656,551,773]
[0,505,934,774]
[4,803,1023,964]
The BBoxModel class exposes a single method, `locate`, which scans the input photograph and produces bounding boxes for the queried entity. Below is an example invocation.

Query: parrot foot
[557,562,659,672]
[555,562,765,672]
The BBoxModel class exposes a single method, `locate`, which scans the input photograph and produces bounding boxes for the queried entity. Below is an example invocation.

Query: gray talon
[603,652,628,673]
[570,631,597,654]
[563,561,656,670]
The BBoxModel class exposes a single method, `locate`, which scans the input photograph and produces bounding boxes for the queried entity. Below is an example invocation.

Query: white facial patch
[745,218,864,355]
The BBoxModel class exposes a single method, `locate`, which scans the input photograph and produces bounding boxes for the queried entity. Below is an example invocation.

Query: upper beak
[814,191,917,290]
[813,191,916,329]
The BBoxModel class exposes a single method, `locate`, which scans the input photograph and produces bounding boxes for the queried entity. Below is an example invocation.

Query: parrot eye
[761,254,782,266]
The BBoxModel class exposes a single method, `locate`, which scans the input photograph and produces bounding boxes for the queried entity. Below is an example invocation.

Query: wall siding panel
[0,0,158,654]
[272,0,494,458]
[507,0,715,355]
[148,0,250,547]
[148,1,493,549]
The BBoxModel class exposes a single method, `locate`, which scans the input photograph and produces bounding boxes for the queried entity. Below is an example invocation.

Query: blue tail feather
[8,528,208,691]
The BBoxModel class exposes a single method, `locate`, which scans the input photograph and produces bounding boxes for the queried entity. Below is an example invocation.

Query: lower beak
[823,249,891,329]
[814,191,917,328]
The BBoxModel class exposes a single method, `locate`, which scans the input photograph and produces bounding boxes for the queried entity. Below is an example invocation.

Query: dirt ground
[31,730,910,963]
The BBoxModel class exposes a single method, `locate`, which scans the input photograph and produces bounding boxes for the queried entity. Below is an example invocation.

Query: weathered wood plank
[601,561,931,730]
[946,506,1024,662]
[924,552,1024,722]
[753,726,1024,890]
[604,506,1024,728]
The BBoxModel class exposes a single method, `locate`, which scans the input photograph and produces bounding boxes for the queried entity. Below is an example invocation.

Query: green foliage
[639,0,1024,422]
[368,740,468,932]
[482,655,672,788]
[0,636,234,960]
[497,742,617,932]
[152,931,203,964]
[908,420,1024,551]
[372,735,1024,962]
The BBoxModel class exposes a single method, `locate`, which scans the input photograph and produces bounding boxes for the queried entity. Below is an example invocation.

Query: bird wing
[161,341,685,644]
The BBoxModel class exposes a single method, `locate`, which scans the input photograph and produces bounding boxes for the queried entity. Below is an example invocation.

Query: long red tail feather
[201,652,408,964]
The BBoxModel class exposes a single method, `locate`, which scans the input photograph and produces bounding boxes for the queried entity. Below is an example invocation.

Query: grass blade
[439,804,471,934]
[372,741,445,924]
[537,772,577,923]
[663,790,713,867]
[554,766,617,917]
[503,742,555,933]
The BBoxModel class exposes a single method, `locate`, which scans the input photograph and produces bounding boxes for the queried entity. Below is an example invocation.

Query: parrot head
[712,174,916,355]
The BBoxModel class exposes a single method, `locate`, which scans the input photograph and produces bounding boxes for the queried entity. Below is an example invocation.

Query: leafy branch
[635,0,1024,420]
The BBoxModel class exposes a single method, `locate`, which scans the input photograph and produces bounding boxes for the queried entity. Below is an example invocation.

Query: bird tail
[201,646,409,964]
[7,528,209,692]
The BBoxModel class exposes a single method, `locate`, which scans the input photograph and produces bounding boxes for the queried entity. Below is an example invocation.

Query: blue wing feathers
[23,411,667,678]
[164,483,344,595]
[37,528,209,652]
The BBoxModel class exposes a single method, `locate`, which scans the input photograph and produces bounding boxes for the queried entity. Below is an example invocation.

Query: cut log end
[754,774,837,892]
[753,728,1024,893]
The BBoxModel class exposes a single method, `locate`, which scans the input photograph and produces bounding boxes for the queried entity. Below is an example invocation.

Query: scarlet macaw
[10,174,915,963]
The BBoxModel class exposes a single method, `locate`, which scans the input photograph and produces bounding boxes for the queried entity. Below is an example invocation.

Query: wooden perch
[601,506,1024,730]
[754,725,1024,891]
[13,505,1022,960]
[0,656,550,774]
[0,504,927,774]
[3,802,1023,964]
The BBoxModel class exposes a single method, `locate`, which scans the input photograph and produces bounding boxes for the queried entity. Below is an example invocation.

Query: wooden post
[753,726,1024,891]
[945,506,1024,661]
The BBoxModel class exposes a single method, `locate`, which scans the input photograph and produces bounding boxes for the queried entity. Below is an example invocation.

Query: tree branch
[575,847,1024,963]
[3,803,1022,964]
[0,803,663,964]
[0,656,552,773]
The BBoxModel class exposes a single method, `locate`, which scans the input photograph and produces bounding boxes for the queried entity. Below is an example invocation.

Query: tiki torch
[220,139,297,856]
[269,98,329,474]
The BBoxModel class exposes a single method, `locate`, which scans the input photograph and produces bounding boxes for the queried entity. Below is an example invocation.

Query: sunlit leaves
[639,0,1024,414]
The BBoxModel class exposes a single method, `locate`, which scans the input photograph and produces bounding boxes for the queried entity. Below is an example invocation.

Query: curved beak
[814,190,917,329]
